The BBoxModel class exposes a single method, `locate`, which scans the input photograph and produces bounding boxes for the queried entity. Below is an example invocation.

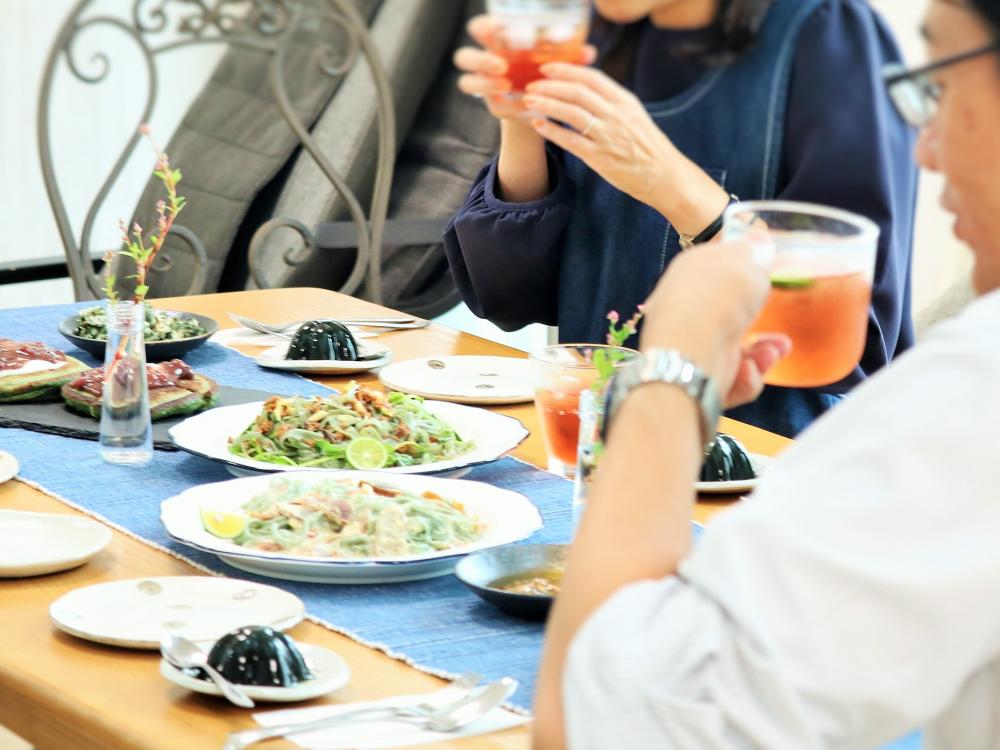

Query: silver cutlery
[161,635,255,709]
[222,672,510,750]
[227,313,425,336]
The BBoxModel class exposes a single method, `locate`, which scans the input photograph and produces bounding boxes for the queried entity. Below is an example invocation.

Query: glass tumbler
[723,201,880,388]
[531,344,634,479]
[485,0,591,94]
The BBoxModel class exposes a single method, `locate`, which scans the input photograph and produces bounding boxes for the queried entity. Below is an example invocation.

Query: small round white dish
[0,451,19,484]
[169,400,529,477]
[160,471,544,584]
[378,356,533,405]
[695,454,773,494]
[255,341,392,375]
[49,576,305,649]
[0,510,112,577]
[160,642,350,702]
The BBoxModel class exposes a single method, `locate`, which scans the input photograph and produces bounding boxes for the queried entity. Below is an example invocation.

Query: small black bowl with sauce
[454,544,568,621]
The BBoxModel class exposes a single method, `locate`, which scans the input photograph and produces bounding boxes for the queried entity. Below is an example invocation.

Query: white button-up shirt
[565,289,1000,750]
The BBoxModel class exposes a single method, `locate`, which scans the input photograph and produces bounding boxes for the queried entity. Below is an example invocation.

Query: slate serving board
[0,385,277,451]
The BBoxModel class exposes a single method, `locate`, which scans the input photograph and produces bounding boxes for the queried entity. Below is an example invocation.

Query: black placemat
[0,385,276,451]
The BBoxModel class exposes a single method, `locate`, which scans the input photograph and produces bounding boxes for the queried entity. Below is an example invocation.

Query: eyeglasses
[883,41,1000,127]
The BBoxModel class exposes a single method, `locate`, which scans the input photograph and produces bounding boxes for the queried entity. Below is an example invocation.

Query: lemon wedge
[200,509,247,539]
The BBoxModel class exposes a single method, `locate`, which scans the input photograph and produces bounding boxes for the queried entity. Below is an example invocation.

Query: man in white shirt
[533,1,1000,748]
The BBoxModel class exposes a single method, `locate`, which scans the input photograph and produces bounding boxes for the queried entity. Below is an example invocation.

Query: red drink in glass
[532,344,634,479]
[723,201,880,388]
[487,0,591,94]
[749,270,873,387]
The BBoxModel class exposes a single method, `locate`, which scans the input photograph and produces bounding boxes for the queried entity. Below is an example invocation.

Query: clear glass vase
[99,301,153,465]
[572,388,605,531]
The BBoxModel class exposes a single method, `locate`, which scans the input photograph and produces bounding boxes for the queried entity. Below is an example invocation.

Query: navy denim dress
[444,0,917,437]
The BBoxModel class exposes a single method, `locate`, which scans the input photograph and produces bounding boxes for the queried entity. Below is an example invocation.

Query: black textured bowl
[58,310,218,362]
[454,544,567,621]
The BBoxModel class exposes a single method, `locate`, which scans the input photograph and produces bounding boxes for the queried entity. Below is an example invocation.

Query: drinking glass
[99,301,153,466]
[485,0,591,94]
[531,344,634,479]
[572,387,603,528]
[723,201,880,388]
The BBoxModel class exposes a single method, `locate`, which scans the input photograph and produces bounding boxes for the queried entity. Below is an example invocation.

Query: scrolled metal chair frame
[38,0,396,303]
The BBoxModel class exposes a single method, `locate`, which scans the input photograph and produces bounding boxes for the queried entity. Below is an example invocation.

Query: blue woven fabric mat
[1,302,573,710]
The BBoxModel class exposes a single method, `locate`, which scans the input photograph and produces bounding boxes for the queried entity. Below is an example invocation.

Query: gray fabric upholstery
[377,0,501,318]
[915,271,975,339]
[129,0,383,299]
[245,0,467,292]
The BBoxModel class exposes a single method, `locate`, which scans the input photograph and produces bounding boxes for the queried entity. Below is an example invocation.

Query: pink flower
[138,123,152,135]
[606,310,619,324]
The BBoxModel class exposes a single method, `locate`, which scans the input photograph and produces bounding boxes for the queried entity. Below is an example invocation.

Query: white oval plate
[255,341,392,375]
[0,451,19,484]
[0,510,112,578]
[50,576,305,649]
[160,472,543,584]
[379,356,533,405]
[168,400,529,476]
[695,453,773,494]
[160,642,350,702]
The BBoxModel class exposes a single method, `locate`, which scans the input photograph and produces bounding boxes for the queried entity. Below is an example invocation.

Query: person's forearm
[534,384,702,750]
[497,119,550,202]
[649,142,731,238]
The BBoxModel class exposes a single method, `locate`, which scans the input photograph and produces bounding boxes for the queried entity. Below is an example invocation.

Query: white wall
[0,0,223,308]
[0,1,973,341]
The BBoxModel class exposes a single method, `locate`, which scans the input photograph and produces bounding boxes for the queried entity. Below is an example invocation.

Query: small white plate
[160,472,544,584]
[50,576,306,649]
[160,642,350,702]
[0,510,112,577]
[169,400,529,477]
[378,356,533,405]
[695,453,773,494]
[254,341,392,375]
[0,451,18,484]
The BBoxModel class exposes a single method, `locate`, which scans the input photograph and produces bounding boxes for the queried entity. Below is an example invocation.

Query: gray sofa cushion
[129,0,383,299]
[245,0,468,293]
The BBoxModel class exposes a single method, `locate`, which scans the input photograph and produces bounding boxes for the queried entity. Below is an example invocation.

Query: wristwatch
[678,193,740,250]
[604,348,721,453]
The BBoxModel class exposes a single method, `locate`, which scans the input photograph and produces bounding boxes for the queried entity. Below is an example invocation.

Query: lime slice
[200,509,246,539]
[346,436,389,469]
[771,274,815,290]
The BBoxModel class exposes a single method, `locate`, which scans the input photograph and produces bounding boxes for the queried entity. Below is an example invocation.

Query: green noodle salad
[228,383,474,469]
[233,476,484,557]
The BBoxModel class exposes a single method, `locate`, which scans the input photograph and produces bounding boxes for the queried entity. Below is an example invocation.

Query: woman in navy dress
[444,0,917,437]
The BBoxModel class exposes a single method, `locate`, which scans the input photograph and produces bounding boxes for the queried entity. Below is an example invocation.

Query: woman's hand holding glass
[454,16,598,120]
[641,241,790,409]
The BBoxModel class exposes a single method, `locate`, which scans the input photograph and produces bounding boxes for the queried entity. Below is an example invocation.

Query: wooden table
[0,289,790,750]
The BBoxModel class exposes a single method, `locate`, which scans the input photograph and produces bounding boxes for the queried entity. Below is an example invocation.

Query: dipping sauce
[490,569,563,597]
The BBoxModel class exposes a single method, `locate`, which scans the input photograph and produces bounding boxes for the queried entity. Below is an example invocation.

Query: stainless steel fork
[227,313,427,335]
[222,672,485,750]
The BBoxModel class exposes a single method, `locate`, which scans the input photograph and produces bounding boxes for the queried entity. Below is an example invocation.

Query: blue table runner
[1,302,572,710]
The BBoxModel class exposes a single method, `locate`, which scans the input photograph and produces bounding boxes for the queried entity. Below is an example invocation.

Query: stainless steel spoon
[160,635,255,708]
[222,673,509,749]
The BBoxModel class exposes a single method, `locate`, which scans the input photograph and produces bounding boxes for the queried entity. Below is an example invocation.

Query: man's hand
[641,241,789,408]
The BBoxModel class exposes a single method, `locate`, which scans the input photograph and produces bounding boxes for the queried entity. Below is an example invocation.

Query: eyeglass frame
[883,40,1000,126]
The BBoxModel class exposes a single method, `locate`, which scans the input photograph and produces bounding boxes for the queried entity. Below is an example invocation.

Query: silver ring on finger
[581,113,597,137]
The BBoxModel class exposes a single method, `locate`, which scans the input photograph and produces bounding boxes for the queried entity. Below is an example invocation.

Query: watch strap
[604,349,721,452]
[679,193,740,250]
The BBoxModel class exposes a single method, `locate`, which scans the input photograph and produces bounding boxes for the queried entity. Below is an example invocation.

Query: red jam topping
[0,338,66,372]
[70,359,195,397]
